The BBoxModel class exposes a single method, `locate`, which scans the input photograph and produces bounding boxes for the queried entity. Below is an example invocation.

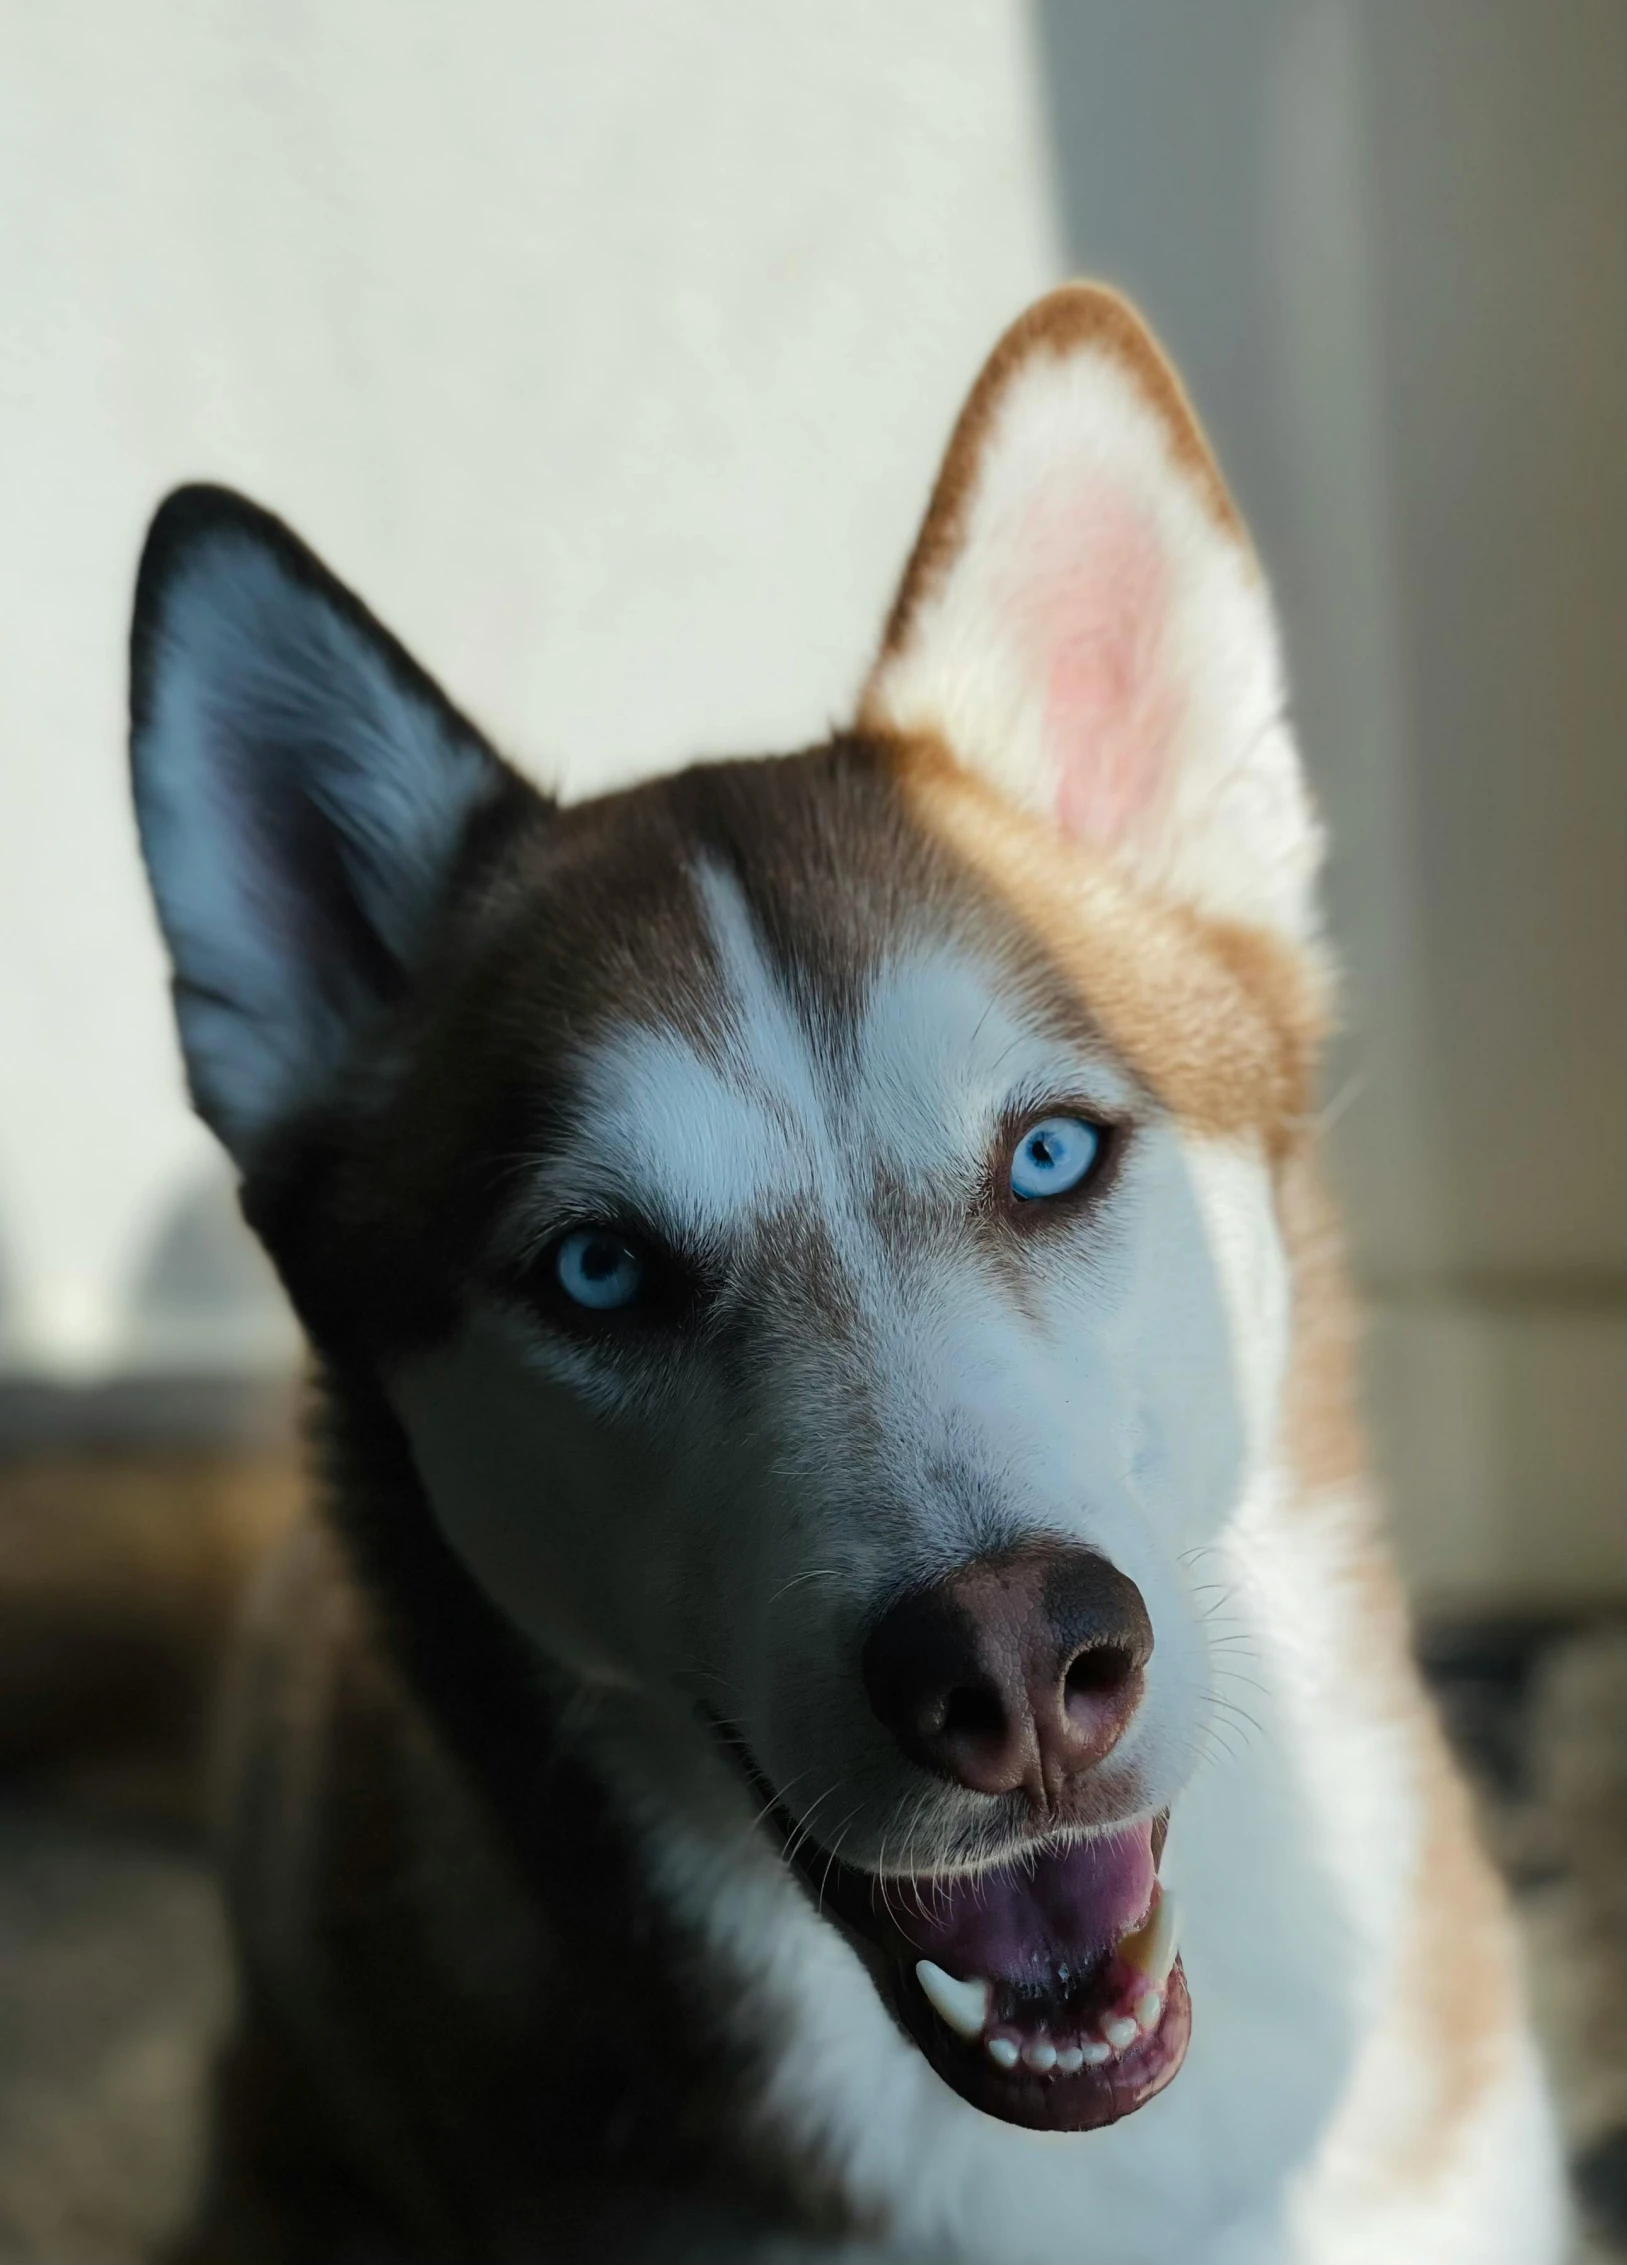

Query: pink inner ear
[1016,487,1176,847]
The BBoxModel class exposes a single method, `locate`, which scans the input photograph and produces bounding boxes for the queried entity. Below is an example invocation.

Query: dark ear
[130,486,532,1165]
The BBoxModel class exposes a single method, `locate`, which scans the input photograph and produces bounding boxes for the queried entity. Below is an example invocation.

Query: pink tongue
[893,1822,1156,1986]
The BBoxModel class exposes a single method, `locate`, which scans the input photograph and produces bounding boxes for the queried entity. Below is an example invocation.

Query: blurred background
[0,3,1621,2259]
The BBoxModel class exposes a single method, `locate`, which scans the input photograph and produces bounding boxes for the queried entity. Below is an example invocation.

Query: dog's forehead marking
[848,946,1131,1176]
[517,858,842,1244]
[535,1025,798,1240]
[518,857,1140,1250]
[692,856,832,1133]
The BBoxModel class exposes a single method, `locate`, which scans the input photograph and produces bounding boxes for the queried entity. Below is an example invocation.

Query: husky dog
[131,288,1563,2263]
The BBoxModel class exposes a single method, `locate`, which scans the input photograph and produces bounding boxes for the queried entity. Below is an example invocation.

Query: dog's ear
[861,286,1321,943]
[130,486,532,1166]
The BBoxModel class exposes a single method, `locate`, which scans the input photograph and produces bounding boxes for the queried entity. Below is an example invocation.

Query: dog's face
[132,289,1325,2134]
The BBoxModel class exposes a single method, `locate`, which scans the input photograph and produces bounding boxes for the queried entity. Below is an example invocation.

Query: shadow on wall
[126,1168,298,1381]
[0,1172,297,1454]
[1032,0,1626,1612]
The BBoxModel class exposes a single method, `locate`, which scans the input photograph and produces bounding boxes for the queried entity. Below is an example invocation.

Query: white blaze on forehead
[512,859,850,1249]
[849,945,1137,1191]
[526,1024,801,1243]
[692,857,832,1132]
[699,859,1145,1166]
[509,859,1137,1255]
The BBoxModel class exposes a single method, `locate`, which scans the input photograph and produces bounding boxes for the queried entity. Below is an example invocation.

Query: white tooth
[987,2035,1020,2069]
[1023,2039,1057,2073]
[1081,2040,1112,2066]
[915,1961,991,2040]
[1055,2045,1085,2074]
[1134,1989,1164,2031]
[1104,2016,1139,2052]
[1122,1893,1180,1992]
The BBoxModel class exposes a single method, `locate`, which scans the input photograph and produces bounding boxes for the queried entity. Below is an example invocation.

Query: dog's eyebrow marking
[503,858,1142,1266]
[691,856,836,1132]
[497,863,838,1255]
[850,951,1137,1194]
[518,1025,800,1249]
[694,854,1141,1182]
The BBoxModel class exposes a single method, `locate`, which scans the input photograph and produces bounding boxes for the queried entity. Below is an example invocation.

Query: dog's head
[131,288,1326,2133]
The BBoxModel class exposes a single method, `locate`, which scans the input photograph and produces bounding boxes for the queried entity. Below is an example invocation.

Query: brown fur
[1274,1148,1368,1501]
[257,734,1215,1366]
[889,731,1326,1150]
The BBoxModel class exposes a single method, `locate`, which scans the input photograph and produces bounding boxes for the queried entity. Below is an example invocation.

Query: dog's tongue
[892,1821,1156,1984]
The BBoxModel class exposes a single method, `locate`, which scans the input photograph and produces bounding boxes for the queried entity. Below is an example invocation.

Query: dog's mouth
[777,1804,1188,2133]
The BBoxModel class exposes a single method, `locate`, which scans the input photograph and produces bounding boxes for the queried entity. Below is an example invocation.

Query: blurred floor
[0,1453,1621,2264]
[0,1805,225,2265]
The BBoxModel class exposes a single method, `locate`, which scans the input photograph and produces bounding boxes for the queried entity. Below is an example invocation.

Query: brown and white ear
[861,286,1321,944]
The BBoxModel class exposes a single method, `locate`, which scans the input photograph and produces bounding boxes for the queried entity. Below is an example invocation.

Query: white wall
[0,0,1061,1378]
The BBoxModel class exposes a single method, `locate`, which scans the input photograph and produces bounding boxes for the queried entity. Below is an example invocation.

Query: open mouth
[781,1809,1188,2133]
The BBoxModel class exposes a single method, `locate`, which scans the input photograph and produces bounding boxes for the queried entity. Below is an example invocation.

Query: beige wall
[1354,0,1624,1606]
[1035,0,1623,1606]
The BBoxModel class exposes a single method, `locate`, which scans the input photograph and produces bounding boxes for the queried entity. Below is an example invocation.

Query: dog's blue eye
[554,1228,645,1310]
[1009,1116,1102,1201]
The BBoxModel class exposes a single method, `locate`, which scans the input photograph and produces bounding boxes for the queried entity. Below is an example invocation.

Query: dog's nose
[861,1546,1152,1810]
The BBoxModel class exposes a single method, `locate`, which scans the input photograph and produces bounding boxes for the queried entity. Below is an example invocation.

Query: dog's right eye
[520,1223,710,1337]
[553,1227,646,1312]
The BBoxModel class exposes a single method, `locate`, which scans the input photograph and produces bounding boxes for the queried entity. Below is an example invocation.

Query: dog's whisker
[764,1568,841,1610]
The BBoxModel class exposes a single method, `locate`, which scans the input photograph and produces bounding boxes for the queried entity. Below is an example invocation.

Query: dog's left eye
[1009,1116,1103,1201]
[553,1227,646,1311]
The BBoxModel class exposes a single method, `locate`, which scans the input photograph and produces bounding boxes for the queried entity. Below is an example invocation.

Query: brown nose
[861,1546,1152,1811]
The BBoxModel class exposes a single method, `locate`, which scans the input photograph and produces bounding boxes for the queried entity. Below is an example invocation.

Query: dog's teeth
[987,2035,1020,2069]
[1120,1892,1180,1992]
[1055,2045,1085,2074]
[1080,2039,1112,2066]
[1134,1989,1164,2031]
[1103,2016,1139,2052]
[915,1961,990,2041]
[1023,2039,1057,2073]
